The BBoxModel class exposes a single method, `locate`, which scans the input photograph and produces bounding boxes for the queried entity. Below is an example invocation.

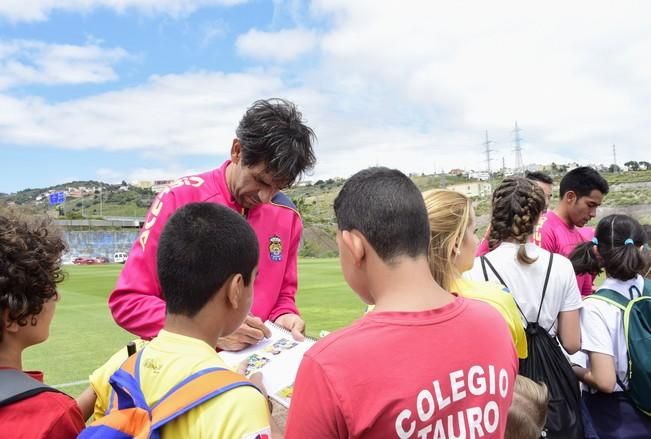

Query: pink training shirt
[109,161,302,339]
[533,210,595,296]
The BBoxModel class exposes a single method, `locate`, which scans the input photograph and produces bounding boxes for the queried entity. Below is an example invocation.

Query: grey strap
[0,369,61,407]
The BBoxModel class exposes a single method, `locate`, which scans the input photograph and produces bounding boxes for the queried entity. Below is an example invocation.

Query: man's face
[229,140,287,209]
[535,181,553,210]
[567,189,604,227]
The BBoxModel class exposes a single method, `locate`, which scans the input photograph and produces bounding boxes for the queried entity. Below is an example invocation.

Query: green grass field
[23,259,365,397]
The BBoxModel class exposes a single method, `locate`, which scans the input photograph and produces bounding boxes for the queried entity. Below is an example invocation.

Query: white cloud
[236,28,318,62]
[0,0,247,22]
[304,0,651,171]
[0,71,319,156]
[0,40,128,89]
[199,19,229,47]
[4,0,651,189]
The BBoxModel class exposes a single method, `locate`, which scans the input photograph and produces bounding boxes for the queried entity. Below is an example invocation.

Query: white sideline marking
[53,379,88,389]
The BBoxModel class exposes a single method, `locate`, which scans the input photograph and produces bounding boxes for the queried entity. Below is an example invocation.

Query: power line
[513,121,524,174]
[483,130,495,176]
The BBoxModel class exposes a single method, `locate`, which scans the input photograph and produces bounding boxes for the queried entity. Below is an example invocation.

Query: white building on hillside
[447,182,492,198]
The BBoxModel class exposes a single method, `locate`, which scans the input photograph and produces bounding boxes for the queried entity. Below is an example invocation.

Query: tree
[639,161,651,171]
[625,160,640,171]
[609,164,622,173]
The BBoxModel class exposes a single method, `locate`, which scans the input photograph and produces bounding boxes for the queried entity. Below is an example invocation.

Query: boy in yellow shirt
[89,203,279,438]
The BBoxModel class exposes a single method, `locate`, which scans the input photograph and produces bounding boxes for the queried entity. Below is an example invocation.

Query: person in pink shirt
[534,166,609,296]
[109,98,316,351]
[285,167,517,439]
[477,170,553,257]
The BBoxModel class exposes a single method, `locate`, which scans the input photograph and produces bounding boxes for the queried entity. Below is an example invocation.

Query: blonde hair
[506,375,549,439]
[422,189,472,291]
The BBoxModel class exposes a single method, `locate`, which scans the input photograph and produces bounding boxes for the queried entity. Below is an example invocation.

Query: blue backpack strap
[106,350,149,414]
[643,278,651,296]
[149,367,258,432]
[588,288,632,390]
[591,288,630,310]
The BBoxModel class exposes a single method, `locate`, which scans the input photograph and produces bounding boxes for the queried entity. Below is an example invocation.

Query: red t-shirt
[0,369,85,439]
[285,297,518,439]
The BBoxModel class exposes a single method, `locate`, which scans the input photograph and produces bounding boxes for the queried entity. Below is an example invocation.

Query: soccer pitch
[23,259,364,397]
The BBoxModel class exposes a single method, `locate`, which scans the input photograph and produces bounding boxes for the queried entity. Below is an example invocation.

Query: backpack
[0,369,63,407]
[586,278,651,416]
[78,349,259,439]
[481,253,584,438]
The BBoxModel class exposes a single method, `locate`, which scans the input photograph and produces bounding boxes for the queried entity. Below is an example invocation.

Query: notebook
[218,321,316,408]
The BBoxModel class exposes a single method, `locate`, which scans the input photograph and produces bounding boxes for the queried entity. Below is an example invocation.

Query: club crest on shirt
[269,235,283,262]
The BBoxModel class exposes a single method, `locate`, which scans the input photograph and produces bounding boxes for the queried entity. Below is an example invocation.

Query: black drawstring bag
[481,253,584,438]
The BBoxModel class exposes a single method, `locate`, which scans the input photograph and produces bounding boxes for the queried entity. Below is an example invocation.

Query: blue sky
[1,0,649,193]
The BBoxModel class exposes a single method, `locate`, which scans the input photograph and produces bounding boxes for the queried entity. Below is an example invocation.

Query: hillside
[3,169,651,257]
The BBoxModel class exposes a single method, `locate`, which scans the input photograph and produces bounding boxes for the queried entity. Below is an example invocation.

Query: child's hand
[237,362,274,414]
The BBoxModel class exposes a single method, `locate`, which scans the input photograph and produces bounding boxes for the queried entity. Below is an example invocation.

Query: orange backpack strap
[149,367,258,431]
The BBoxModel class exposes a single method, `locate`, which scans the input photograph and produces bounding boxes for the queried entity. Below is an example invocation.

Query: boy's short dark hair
[524,170,553,185]
[0,212,67,342]
[334,167,430,263]
[559,166,609,199]
[157,203,259,317]
[236,98,317,187]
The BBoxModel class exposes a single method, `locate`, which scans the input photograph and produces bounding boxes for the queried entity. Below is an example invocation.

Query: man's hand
[274,313,305,341]
[216,315,272,351]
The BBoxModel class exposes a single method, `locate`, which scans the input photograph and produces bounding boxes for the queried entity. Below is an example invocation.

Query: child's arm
[244,367,285,438]
[573,352,617,393]
[75,386,97,421]
[557,309,581,354]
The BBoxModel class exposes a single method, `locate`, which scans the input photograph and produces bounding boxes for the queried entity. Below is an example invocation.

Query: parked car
[94,256,109,264]
[113,252,128,264]
[73,257,97,265]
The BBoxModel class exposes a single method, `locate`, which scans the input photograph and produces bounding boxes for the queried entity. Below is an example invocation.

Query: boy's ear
[230,139,242,164]
[224,273,244,309]
[341,230,366,267]
[1,310,19,334]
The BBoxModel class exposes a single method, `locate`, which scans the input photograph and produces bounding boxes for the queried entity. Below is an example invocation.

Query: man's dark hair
[236,98,317,187]
[559,166,609,199]
[334,167,430,263]
[157,203,259,317]
[571,214,649,281]
[525,170,553,185]
[0,212,67,342]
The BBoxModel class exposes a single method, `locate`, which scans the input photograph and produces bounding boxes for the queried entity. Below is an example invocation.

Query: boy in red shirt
[285,167,518,439]
[0,212,85,438]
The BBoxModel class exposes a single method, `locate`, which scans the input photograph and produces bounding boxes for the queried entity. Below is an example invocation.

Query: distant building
[151,179,174,193]
[66,186,95,198]
[132,180,153,189]
[468,171,490,181]
[446,182,492,198]
[449,168,465,176]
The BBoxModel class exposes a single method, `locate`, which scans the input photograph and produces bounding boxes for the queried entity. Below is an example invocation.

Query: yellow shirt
[89,330,271,438]
[451,278,528,359]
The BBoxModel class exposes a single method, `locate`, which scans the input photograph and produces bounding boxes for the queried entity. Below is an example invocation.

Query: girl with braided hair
[465,177,585,438]
[466,176,582,352]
